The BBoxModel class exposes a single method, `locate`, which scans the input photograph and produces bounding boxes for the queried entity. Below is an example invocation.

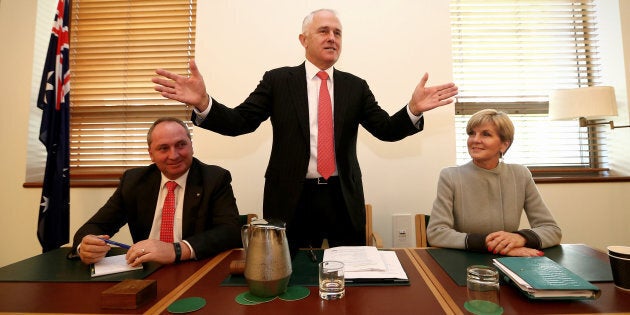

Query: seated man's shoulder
[193,161,231,181]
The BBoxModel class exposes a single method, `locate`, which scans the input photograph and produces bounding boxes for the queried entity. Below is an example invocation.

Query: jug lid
[251,218,286,230]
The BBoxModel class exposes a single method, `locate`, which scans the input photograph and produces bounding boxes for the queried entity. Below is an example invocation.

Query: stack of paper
[323,246,408,284]
[493,256,601,300]
[92,254,143,277]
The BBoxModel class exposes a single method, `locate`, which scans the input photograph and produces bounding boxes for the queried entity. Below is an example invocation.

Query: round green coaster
[463,300,504,315]
[167,297,206,313]
[235,292,261,305]
[278,286,310,301]
[243,291,276,303]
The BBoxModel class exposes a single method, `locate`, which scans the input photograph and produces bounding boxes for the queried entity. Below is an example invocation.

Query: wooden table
[0,250,230,314]
[169,249,454,315]
[0,249,454,314]
[2,245,627,314]
[408,245,630,315]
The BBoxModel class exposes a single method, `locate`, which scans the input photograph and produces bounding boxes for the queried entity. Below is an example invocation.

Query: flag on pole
[37,0,71,253]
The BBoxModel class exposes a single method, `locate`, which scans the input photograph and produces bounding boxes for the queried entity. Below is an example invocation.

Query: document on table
[323,246,386,271]
[323,246,408,281]
[91,254,143,277]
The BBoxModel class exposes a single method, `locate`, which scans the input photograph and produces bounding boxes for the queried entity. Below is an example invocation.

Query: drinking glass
[464,265,503,315]
[319,261,345,300]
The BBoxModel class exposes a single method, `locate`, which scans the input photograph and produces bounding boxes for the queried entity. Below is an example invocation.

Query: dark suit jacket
[194,63,422,231]
[72,158,241,260]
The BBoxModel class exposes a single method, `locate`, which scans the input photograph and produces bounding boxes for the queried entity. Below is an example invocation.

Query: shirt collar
[160,169,190,189]
[305,60,333,81]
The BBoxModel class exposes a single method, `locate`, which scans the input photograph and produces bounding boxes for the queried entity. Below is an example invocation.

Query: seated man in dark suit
[71,117,241,267]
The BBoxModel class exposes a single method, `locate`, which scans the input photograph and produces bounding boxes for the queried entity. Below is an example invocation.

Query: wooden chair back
[365,204,383,248]
[415,214,430,247]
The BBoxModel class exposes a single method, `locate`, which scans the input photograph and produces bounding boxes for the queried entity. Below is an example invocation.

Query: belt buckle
[317,177,328,185]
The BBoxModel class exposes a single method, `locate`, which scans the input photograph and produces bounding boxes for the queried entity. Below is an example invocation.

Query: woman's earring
[499,151,504,163]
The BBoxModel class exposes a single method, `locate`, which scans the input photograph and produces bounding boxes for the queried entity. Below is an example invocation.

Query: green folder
[427,244,613,286]
[493,256,601,300]
[0,247,161,282]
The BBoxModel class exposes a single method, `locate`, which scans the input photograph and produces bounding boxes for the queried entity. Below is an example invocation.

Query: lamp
[548,86,630,129]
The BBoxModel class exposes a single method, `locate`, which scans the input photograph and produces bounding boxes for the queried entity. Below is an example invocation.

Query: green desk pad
[426,244,613,286]
[0,247,161,282]
[222,249,409,287]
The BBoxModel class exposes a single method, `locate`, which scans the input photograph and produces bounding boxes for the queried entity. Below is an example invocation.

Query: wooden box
[101,279,157,309]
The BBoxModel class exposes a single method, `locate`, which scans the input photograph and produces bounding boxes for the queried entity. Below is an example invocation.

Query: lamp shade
[548,86,617,120]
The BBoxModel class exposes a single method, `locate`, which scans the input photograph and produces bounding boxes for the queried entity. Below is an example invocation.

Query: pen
[308,246,317,263]
[99,238,131,249]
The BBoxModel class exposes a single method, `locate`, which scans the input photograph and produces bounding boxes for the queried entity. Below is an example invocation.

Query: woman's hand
[503,247,544,257]
[485,231,527,255]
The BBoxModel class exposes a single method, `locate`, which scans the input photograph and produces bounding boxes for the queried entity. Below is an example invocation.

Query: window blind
[450,0,609,173]
[69,0,196,182]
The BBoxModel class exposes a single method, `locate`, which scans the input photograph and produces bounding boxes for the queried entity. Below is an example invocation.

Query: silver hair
[301,9,339,34]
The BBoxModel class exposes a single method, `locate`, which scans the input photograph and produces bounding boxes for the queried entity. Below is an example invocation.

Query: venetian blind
[69,0,196,183]
[450,0,610,173]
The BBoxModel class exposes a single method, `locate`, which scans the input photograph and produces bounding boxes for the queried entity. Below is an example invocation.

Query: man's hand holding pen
[78,234,190,267]
[78,235,114,264]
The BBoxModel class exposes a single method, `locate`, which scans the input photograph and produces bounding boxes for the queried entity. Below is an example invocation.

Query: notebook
[493,256,601,300]
[91,254,143,277]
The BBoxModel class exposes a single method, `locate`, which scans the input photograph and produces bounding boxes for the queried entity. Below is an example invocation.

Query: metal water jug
[243,219,292,297]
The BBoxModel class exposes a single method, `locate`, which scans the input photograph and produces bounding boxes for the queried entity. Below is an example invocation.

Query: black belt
[304,176,339,185]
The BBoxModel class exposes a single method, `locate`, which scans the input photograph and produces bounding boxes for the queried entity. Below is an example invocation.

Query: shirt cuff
[406,104,423,129]
[181,240,196,260]
[192,97,212,125]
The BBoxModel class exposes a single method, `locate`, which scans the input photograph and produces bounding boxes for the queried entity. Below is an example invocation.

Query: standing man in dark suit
[71,117,241,267]
[152,9,458,253]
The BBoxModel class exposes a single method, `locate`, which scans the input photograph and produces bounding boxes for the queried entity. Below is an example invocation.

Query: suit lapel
[289,63,310,142]
[333,69,349,143]
[136,167,161,234]
[182,159,203,236]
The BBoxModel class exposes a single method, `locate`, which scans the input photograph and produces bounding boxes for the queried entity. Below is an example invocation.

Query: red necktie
[160,181,177,243]
[316,71,336,179]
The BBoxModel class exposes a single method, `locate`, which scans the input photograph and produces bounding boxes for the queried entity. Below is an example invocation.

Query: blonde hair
[466,109,514,153]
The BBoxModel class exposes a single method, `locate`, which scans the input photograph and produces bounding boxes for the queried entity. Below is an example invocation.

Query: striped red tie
[316,71,336,179]
[160,181,177,243]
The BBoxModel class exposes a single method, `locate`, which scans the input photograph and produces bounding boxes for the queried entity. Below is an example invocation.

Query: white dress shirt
[148,170,196,258]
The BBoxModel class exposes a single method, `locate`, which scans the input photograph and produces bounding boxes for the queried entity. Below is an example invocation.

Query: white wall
[0,0,628,268]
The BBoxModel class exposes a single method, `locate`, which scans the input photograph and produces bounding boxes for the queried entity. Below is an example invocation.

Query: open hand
[408,73,458,116]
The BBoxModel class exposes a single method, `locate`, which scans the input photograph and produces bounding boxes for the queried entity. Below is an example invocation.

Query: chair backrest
[365,204,383,248]
[415,214,430,247]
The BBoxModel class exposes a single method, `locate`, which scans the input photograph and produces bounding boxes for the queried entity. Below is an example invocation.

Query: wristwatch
[173,242,182,263]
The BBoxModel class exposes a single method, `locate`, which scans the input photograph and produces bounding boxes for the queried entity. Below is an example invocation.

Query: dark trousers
[286,176,365,256]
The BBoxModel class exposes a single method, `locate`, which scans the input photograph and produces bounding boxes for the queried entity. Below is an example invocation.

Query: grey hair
[302,9,339,34]
[147,117,191,147]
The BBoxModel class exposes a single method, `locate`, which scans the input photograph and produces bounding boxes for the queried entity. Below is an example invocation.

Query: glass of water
[319,261,345,300]
[464,265,503,315]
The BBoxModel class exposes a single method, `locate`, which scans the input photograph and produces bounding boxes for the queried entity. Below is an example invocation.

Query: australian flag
[37,0,71,253]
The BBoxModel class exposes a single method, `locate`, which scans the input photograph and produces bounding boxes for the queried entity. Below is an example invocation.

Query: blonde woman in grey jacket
[427,109,561,257]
